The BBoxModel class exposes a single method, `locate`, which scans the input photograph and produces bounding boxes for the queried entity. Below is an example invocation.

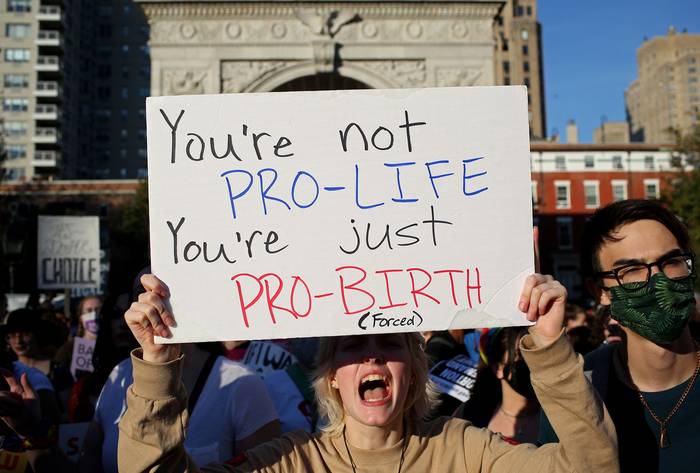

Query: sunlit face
[331,334,412,429]
[6,331,38,358]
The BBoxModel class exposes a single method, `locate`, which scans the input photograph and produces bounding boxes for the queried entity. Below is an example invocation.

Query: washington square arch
[135,1,507,97]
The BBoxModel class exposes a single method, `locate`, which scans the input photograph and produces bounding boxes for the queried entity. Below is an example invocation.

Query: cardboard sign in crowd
[146,86,535,343]
[37,216,100,290]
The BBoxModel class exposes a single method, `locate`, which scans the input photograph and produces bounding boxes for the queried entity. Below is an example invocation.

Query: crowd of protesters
[0,198,697,472]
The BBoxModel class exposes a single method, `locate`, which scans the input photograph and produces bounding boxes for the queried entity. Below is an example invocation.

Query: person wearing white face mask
[114,272,618,472]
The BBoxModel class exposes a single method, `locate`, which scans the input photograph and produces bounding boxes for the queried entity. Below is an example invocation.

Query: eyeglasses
[596,252,695,290]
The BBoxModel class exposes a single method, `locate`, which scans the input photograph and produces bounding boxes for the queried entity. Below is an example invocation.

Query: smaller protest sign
[243,340,298,375]
[428,354,478,403]
[70,336,96,379]
[58,423,90,462]
[37,216,100,290]
[0,452,27,473]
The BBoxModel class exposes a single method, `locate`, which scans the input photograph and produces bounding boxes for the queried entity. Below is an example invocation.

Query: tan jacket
[118,332,619,473]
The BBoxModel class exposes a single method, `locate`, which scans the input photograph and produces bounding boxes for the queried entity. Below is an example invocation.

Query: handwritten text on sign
[147,87,534,343]
[37,216,100,290]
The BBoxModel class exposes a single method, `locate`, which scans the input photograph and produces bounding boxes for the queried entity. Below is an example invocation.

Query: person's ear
[330,378,339,389]
[494,362,505,380]
[586,278,611,305]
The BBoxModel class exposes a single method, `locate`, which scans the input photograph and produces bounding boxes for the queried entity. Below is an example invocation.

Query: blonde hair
[312,332,439,435]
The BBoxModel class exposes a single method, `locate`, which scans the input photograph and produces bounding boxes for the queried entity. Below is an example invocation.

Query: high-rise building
[1,0,149,181]
[625,27,700,143]
[493,0,546,139]
[593,121,630,144]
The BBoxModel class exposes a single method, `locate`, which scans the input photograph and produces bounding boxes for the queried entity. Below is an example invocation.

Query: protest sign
[58,423,90,462]
[147,86,534,343]
[429,355,479,403]
[37,216,100,290]
[70,336,96,378]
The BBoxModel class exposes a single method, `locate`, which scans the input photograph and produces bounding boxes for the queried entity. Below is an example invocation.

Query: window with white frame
[584,155,594,169]
[2,121,27,136]
[4,48,30,62]
[3,73,29,88]
[583,180,600,208]
[611,180,628,202]
[644,155,655,170]
[5,23,31,39]
[556,217,573,249]
[644,179,660,199]
[7,0,31,12]
[555,180,571,209]
[612,155,623,170]
[555,155,566,170]
[2,98,29,112]
[6,144,27,159]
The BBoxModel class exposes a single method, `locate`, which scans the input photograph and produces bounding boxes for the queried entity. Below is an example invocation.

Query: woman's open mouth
[358,373,392,405]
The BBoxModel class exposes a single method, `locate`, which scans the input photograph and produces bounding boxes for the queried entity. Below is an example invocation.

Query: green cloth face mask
[609,272,696,345]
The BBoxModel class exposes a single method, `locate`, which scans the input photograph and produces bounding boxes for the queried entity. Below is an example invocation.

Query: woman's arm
[469,274,618,473]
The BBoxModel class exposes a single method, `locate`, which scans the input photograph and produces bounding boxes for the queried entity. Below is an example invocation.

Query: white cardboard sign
[70,336,96,378]
[147,86,534,343]
[37,216,100,290]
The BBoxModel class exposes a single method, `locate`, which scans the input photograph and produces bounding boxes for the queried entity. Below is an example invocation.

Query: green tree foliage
[664,123,700,289]
[118,179,149,241]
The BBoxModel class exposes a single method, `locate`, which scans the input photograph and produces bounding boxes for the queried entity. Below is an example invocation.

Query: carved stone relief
[162,69,209,95]
[221,61,293,93]
[435,67,484,87]
[350,60,428,88]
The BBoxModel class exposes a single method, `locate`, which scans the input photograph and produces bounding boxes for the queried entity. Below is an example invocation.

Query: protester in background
[66,293,134,423]
[116,273,618,472]
[424,329,467,368]
[263,337,320,433]
[222,340,250,361]
[3,309,73,411]
[540,199,699,472]
[0,319,60,457]
[54,295,102,368]
[454,327,541,444]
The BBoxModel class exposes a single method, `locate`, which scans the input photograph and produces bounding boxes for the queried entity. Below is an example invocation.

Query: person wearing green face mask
[539,199,698,473]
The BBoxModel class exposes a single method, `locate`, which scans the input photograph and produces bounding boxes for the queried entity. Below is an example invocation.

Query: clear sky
[538,0,700,142]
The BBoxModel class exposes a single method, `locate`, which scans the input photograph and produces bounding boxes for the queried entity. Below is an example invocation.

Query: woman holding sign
[118,273,618,472]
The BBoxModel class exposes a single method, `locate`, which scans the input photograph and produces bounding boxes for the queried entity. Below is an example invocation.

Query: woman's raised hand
[124,274,181,363]
[518,273,567,347]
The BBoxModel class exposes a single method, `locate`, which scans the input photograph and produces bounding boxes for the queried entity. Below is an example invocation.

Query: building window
[611,180,628,202]
[555,181,571,209]
[121,87,129,99]
[612,155,623,170]
[4,168,25,181]
[6,144,27,159]
[644,155,655,170]
[584,155,594,169]
[524,77,530,87]
[644,179,660,199]
[583,181,600,208]
[97,65,111,79]
[3,121,27,136]
[555,155,566,170]
[3,74,29,88]
[516,5,524,16]
[503,61,510,74]
[523,61,530,73]
[4,48,31,62]
[522,45,529,56]
[526,6,532,15]
[2,98,29,112]
[531,180,538,205]
[5,23,30,38]
[521,29,529,40]
[556,217,573,249]
[7,0,31,12]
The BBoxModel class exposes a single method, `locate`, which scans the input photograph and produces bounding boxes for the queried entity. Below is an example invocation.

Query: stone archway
[271,73,370,92]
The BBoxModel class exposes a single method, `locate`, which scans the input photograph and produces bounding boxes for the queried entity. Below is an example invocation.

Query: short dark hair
[580,199,691,280]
